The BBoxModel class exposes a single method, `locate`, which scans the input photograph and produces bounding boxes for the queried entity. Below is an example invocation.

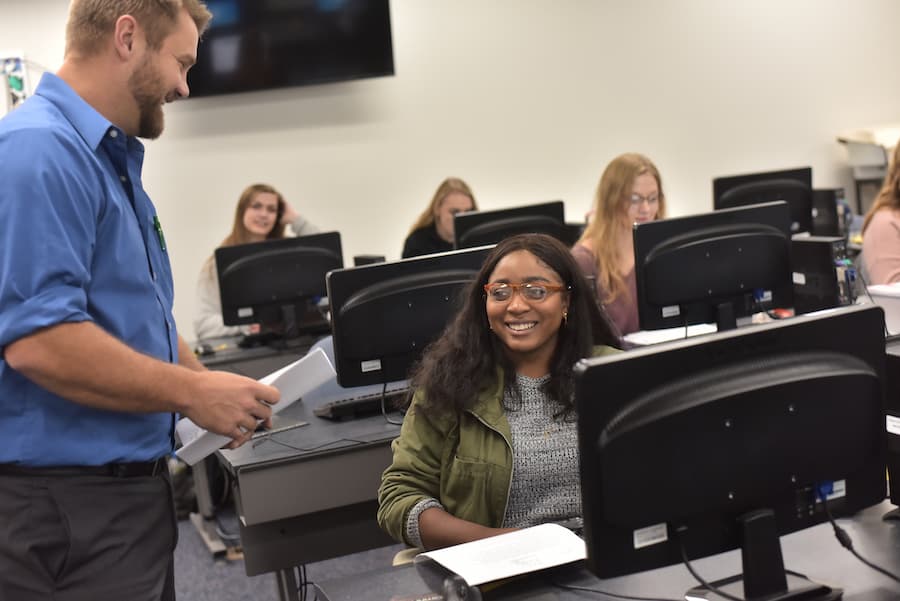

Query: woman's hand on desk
[419,507,517,550]
[180,370,280,449]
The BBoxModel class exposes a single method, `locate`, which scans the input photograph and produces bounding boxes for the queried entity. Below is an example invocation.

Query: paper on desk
[623,323,717,346]
[414,523,585,587]
[175,347,335,466]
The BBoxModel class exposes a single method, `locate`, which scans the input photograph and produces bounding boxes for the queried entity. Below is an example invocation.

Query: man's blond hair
[65,0,212,57]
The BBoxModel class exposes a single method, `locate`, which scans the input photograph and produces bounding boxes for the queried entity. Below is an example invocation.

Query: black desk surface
[314,501,900,601]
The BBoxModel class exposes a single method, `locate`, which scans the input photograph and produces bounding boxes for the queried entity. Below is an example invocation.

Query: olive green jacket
[376,346,619,546]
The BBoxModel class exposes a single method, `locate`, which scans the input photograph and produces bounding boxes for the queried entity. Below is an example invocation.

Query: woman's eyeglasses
[627,193,659,207]
[483,282,569,303]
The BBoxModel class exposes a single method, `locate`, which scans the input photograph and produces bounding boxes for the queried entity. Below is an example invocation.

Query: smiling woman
[377,233,620,553]
[192,182,321,339]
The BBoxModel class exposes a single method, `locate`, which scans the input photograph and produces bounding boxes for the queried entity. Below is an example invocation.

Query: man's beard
[128,56,166,140]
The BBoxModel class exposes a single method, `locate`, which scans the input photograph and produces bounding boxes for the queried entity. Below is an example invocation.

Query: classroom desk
[216,393,400,601]
[313,501,900,601]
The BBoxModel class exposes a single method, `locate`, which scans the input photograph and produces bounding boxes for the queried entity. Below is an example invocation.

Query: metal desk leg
[188,457,227,556]
[275,568,301,601]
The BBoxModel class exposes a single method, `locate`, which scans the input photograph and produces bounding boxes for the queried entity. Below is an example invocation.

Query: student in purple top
[572,153,667,337]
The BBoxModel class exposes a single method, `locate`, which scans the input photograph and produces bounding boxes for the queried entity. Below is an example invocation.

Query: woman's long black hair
[409,233,619,417]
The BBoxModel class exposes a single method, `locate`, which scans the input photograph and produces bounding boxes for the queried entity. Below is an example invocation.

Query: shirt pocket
[442,456,505,527]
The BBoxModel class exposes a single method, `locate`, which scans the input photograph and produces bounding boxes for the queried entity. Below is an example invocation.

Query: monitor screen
[576,304,886,598]
[713,167,813,235]
[327,246,493,388]
[215,231,343,332]
[189,0,394,98]
[453,201,566,249]
[634,201,793,331]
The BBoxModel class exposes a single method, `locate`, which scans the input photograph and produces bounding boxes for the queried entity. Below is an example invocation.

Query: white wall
[3,0,900,338]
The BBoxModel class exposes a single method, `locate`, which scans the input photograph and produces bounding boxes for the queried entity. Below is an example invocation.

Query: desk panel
[236,442,393,525]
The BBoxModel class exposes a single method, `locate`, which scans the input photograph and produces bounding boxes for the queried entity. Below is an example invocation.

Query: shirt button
[119,175,127,182]
[109,130,118,139]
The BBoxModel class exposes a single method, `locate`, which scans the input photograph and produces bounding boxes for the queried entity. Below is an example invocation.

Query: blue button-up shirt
[0,73,178,466]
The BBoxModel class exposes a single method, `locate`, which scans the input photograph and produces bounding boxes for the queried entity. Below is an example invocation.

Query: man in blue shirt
[0,2,279,599]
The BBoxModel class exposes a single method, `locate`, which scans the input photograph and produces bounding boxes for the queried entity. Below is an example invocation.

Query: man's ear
[113,15,138,59]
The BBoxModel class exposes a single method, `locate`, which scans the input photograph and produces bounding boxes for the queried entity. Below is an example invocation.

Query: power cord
[549,577,680,601]
[674,526,745,601]
[295,564,317,601]
[381,381,405,425]
[816,486,900,584]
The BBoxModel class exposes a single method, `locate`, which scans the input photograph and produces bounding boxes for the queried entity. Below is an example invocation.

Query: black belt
[0,457,168,478]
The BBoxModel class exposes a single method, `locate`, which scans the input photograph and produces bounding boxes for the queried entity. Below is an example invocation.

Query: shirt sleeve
[290,214,321,237]
[377,392,450,546]
[193,261,246,340]
[862,210,900,285]
[0,128,98,349]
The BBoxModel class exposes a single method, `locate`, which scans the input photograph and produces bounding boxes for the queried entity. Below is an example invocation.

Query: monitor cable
[549,577,680,601]
[674,526,745,601]
[381,381,405,426]
[817,488,900,585]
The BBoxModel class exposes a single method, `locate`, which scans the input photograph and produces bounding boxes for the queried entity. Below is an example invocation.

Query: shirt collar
[34,71,142,155]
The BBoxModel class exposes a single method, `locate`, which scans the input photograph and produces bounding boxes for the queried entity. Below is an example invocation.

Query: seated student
[377,234,620,551]
[862,141,900,284]
[402,177,477,258]
[194,183,320,340]
[571,153,667,337]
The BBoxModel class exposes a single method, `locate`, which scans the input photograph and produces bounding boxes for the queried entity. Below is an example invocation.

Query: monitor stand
[684,510,841,601]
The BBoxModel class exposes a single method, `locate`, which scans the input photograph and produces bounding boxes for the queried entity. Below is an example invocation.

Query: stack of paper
[175,347,335,465]
[414,523,585,590]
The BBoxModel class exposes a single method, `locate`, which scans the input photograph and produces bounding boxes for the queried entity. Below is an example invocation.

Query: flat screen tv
[190,0,394,97]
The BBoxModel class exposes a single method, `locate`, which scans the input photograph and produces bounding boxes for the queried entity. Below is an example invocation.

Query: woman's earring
[563,311,568,325]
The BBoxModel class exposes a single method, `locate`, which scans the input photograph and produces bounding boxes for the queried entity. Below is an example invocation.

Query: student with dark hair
[378,234,619,551]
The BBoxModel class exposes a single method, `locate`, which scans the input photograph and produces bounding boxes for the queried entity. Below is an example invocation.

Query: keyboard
[313,389,409,420]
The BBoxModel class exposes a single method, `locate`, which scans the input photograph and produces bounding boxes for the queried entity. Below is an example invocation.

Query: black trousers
[0,464,177,601]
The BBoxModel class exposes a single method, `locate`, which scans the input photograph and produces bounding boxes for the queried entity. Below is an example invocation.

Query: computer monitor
[453,201,566,249]
[576,304,886,600]
[634,201,793,332]
[215,231,343,338]
[713,167,813,234]
[327,245,493,387]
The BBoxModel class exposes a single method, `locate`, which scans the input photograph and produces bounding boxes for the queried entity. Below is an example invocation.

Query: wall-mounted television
[190,0,394,98]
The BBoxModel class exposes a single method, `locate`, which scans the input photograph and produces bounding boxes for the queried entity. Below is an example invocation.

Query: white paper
[623,323,717,346]
[415,523,585,587]
[175,347,335,465]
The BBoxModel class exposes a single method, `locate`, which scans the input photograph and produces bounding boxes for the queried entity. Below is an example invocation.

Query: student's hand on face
[280,201,299,226]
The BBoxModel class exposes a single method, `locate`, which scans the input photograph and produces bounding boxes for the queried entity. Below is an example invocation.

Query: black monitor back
[216,231,343,326]
[811,188,843,237]
[575,304,886,579]
[713,167,813,234]
[634,201,793,331]
[327,245,493,387]
[453,201,566,249]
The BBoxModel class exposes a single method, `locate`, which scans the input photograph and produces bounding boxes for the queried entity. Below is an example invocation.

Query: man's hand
[182,370,280,449]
